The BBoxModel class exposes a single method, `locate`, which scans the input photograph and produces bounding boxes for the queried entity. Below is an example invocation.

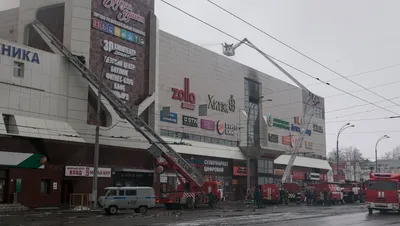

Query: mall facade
[0,0,329,207]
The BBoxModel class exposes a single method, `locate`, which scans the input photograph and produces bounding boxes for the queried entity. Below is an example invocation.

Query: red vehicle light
[169,200,173,203]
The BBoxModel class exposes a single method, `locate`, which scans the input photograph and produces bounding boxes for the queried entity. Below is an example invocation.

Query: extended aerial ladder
[222,39,321,183]
[30,20,205,188]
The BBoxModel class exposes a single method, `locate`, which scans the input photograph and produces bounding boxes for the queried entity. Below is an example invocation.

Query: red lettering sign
[172,77,196,110]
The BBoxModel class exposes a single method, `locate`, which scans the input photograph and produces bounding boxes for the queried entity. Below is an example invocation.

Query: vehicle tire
[107,205,118,215]
[138,205,148,214]
[368,208,373,214]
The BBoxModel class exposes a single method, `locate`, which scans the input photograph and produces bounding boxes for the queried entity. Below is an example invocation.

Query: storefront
[232,159,248,201]
[112,170,154,187]
[274,155,331,185]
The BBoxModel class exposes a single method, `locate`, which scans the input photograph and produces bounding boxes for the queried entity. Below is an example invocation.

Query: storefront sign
[294,116,303,125]
[291,124,312,136]
[65,166,111,178]
[92,17,144,46]
[267,114,290,130]
[216,120,225,135]
[305,141,313,150]
[274,169,284,176]
[160,110,178,124]
[216,120,238,136]
[182,115,198,127]
[233,166,248,176]
[290,136,302,148]
[1,43,40,64]
[292,171,305,180]
[268,133,279,143]
[208,95,236,113]
[313,124,324,133]
[102,0,145,24]
[200,119,215,131]
[282,136,291,145]
[172,77,196,110]
[203,160,229,173]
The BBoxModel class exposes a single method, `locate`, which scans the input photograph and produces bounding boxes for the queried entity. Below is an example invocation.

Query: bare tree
[382,145,400,160]
[327,148,346,164]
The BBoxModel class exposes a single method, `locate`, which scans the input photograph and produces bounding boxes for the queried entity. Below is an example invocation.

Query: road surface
[0,203,398,225]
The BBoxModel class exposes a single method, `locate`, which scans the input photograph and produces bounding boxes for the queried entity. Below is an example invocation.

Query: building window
[125,190,137,196]
[13,61,24,78]
[258,159,273,174]
[258,176,273,185]
[159,129,237,147]
[40,180,50,194]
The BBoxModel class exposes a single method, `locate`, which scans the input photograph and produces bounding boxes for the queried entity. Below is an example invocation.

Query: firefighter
[295,192,301,205]
[284,189,289,205]
[323,189,329,206]
[254,187,262,209]
[312,190,317,206]
[279,188,284,204]
[305,189,311,206]
[207,192,216,209]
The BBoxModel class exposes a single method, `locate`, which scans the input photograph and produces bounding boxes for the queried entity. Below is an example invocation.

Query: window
[160,129,168,136]
[40,180,50,194]
[126,190,137,196]
[204,136,212,143]
[13,61,24,78]
[258,159,274,174]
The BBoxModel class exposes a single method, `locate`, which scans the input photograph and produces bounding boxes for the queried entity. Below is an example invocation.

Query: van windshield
[104,189,117,196]
[367,181,397,191]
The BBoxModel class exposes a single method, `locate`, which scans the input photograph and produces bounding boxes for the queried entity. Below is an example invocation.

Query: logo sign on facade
[160,110,178,124]
[313,124,324,133]
[172,77,196,110]
[65,166,111,178]
[200,119,215,131]
[233,166,248,176]
[291,124,312,136]
[102,0,146,24]
[282,136,291,145]
[1,43,40,64]
[294,116,303,125]
[274,169,284,176]
[268,133,279,143]
[290,136,301,148]
[203,160,229,173]
[216,120,225,135]
[182,115,198,127]
[267,114,290,130]
[208,95,236,113]
[305,141,313,150]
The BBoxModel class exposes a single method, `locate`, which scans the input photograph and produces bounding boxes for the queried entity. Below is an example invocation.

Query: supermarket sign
[65,166,112,178]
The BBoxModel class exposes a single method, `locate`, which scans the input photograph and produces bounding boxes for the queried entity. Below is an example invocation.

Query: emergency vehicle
[260,184,280,204]
[340,181,366,203]
[29,20,219,211]
[366,173,400,214]
[307,182,344,205]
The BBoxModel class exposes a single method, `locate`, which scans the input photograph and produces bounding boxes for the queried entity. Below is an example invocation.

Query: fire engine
[366,173,400,214]
[340,180,366,203]
[307,182,344,205]
[29,20,219,210]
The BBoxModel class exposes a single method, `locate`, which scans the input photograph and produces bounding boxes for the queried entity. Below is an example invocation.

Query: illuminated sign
[172,77,196,110]
[291,124,312,136]
[313,124,324,133]
[102,0,145,24]
[305,141,313,150]
[268,134,279,143]
[160,110,178,124]
[267,114,290,130]
[1,44,40,64]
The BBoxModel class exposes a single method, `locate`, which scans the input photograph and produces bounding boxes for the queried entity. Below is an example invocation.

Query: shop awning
[0,114,84,143]
[274,154,332,171]
[162,137,245,160]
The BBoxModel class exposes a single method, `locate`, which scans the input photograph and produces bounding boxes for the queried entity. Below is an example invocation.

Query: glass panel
[126,190,137,196]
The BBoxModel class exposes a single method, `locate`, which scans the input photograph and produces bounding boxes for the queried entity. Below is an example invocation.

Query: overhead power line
[160,0,400,116]
[206,0,400,111]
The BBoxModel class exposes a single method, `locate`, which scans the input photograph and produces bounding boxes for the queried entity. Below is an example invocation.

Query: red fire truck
[366,173,400,214]
[260,184,280,204]
[306,182,344,205]
[340,181,366,203]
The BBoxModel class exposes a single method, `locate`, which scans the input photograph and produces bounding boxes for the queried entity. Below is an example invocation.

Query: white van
[98,187,155,215]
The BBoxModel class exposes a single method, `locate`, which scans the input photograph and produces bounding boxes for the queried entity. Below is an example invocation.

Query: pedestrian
[305,189,311,206]
[254,187,262,209]
[207,192,216,209]
[284,189,289,205]
[312,190,317,206]
[323,189,328,206]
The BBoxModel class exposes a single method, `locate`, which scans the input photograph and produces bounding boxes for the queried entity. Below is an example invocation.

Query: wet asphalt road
[0,204,398,225]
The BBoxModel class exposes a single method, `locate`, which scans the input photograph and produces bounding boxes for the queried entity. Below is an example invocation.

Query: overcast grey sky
[2,0,400,160]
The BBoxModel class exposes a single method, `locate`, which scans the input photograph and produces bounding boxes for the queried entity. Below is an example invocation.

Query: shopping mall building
[0,0,330,207]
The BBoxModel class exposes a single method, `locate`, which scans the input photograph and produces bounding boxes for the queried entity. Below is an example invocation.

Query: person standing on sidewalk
[254,187,262,209]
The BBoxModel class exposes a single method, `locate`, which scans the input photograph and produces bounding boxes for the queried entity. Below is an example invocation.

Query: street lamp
[91,50,135,209]
[336,123,355,182]
[245,96,272,192]
[375,135,390,172]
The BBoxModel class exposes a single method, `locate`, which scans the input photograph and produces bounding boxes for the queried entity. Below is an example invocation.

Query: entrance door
[61,180,73,205]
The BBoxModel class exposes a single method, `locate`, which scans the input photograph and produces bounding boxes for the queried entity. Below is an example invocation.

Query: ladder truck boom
[30,20,206,188]
[222,39,321,183]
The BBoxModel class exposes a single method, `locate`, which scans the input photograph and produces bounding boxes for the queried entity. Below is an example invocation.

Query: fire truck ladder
[222,39,321,183]
[30,20,205,187]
